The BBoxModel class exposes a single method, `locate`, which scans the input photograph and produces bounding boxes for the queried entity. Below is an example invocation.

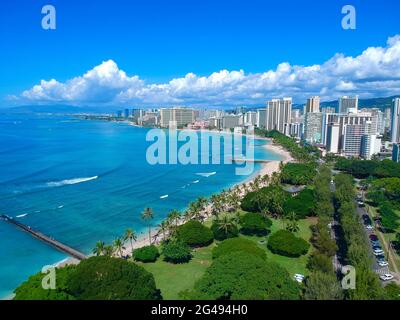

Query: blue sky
[0,0,399,107]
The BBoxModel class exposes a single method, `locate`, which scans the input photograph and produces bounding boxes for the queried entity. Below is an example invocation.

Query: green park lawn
[242,217,315,277]
[139,243,215,300]
[139,214,315,299]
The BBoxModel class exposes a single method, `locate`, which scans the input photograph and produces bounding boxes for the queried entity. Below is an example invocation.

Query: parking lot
[356,195,397,284]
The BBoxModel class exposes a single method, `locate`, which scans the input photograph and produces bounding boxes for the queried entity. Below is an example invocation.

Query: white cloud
[11,34,400,107]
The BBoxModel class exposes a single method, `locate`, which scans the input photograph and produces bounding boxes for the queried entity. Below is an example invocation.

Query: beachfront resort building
[160,107,195,128]
[256,109,266,129]
[265,98,292,134]
[222,114,242,129]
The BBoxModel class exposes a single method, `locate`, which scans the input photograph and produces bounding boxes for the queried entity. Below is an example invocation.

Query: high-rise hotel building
[339,96,359,113]
[265,98,292,134]
[160,107,195,128]
[305,96,320,113]
[391,98,400,143]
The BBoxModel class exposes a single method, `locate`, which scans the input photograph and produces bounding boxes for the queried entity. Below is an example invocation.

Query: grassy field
[139,215,315,299]
[242,217,315,277]
[139,243,216,300]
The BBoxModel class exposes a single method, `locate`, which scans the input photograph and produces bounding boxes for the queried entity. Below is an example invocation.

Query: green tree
[92,241,106,256]
[285,212,299,233]
[124,228,137,256]
[67,256,161,300]
[113,238,124,258]
[188,252,300,300]
[304,271,343,300]
[141,207,154,245]
[14,266,76,300]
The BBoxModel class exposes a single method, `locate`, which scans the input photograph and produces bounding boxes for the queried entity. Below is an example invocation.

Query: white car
[293,274,305,283]
[378,261,389,267]
[373,249,385,256]
[365,225,374,230]
[380,274,394,281]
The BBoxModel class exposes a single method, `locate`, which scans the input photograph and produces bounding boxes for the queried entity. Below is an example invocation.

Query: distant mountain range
[319,95,400,111]
[1,95,399,114]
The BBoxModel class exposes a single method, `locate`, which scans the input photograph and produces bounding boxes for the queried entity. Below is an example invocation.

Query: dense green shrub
[67,256,161,300]
[239,212,272,236]
[188,251,300,300]
[133,245,160,263]
[211,220,239,241]
[281,163,317,185]
[283,188,315,218]
[307,253,334,273]
[267,230,310,257]
[212,237,266,260]
[177,220,214,247]
[14,266,76,300]
[162,240,192,264]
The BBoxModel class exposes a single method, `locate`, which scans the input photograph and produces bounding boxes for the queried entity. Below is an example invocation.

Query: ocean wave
[196,172,216,178]
[15,213,28,218]
[46,176,98,188]
[160,195,168,199]
[192,180,200,184]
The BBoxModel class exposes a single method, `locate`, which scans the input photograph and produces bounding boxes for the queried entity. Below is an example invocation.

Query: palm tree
[261,174,270,186]
[217,216,236,237]
[113,238,124,257]
[104,244,114,256]
[187,201,202,222]
[286,212,299,233]
[124,228,137,256]
[157,220,168,240]
[141,207,154,245]
[92,241,105,256]
[168,209,181,229]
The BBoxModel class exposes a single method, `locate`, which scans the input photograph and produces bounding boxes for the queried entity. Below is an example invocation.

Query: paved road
[356,205,399,284]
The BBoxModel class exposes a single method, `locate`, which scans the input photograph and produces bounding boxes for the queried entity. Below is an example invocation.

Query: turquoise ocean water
[0,114,282,299]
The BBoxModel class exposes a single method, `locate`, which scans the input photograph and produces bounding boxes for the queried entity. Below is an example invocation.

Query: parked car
[365,225,374,230]
[371,240,381,246]
[369,234,379,241]
[293,274,305,283]
[378,260,389,267]
[373,249,385,256]
[379,274,394,281]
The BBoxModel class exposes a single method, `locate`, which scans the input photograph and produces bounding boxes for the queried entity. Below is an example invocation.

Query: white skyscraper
[339,96,359,113]
[306,96,320,113]
[160,107,195,128]
[256,109,266,129]
[391,98,400,143]
[326,123,340,154]
[265,98,292,134]
[343,121,373,157]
